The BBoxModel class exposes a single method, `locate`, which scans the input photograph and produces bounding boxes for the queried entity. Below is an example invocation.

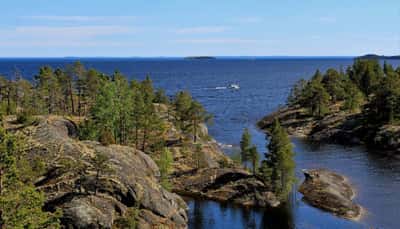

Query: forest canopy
[287,59,400,124]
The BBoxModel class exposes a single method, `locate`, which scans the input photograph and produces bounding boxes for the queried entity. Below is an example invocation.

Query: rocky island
[258,59,400,156]
[299,169,362,220]
[256,59,400,219]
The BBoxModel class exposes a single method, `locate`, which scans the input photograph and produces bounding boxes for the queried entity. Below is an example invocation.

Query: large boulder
[20,116,188,229]
[172,168,280,208]
[298,169,361,220]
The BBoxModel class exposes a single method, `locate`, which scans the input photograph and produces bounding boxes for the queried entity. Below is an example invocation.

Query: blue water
[1,57,400,229]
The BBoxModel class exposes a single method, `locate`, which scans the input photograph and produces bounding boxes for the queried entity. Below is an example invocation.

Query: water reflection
[186,197,295,229]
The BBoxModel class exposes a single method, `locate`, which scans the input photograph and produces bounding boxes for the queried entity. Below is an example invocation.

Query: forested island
[259,59,400,154]
[0,62,299,228]
[357,54,400,60]
[184,56,216,60]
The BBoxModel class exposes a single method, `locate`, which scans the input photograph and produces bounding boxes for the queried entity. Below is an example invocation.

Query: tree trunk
[69,82,75,114]
[193,119,197,143]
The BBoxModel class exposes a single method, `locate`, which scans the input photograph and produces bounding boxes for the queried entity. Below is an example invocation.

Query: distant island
[357,54,400,60]
[184,56,216,60]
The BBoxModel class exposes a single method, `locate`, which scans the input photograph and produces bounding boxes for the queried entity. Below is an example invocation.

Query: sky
[0,0,399,57]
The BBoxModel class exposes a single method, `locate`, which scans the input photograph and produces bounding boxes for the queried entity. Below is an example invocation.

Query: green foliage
[248,146,259,175]
[173,91,211,143]
[302,73,331,117]
[342,80,364,112]
[0,127,60,228]
[1,185,61,228]
[348,59,384,95]
[156,148,173,190]
[99,129,116,146]
[368,72,400,124]
[321,69,347,102]
[261,119,295,201]
[287,79,307,106]
[113,206,140,229]
[240,128,251,168]
[174,91,193,131]
[154,88,170,104]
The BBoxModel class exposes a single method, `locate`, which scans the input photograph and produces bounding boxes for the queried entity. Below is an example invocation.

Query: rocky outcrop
[18,116,187,229]
[373,125,400,156]
[298,169,361,220]
[258,106,365,145]
[172,168,280,208]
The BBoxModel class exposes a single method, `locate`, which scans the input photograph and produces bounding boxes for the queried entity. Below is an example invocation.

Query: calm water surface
[1,57,400,229]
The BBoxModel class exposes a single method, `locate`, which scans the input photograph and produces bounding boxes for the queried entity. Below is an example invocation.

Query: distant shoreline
[357,54,400,60]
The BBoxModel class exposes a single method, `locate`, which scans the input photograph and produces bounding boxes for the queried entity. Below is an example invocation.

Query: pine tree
[302,75,331,117]
[187,100,210,143]
[248,145,259,175]
[322,68,346,102]
[89,80,118,142]
[174,91,193,132]
[139,78,164,152]
[0,127,60,228]
[240,128,251,168]
[342,80,364,112]
[261,119,295,201]
[156,147,173,190]
[154,88,169,104]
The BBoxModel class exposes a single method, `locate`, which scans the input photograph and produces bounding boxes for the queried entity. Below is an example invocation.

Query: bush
[99,130,115,146]
[16,111,32,124]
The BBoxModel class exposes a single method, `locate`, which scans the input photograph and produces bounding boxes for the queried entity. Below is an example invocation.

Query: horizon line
[0,55,360,59]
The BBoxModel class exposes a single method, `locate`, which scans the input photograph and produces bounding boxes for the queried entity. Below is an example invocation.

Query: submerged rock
[19,116,188,229]
[172,168,280,208]
[298,169,361,220]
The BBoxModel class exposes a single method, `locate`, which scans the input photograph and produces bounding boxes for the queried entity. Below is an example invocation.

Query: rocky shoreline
[8,115,281,228]
[172,168,280,208]
[258,105,400,156]
[258,106,367,220]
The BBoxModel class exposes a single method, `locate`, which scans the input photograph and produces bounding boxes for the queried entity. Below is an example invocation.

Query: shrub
[99,130,115,146]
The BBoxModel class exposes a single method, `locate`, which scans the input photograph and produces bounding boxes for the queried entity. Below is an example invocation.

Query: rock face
[20,116,188,229]
[172,168,280,208]
[298,169,361,220]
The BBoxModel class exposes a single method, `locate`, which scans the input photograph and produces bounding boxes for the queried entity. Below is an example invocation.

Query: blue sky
[0,0,399,57]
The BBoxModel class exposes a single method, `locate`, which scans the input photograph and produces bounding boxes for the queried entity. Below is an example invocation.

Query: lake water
[1,57,400,229]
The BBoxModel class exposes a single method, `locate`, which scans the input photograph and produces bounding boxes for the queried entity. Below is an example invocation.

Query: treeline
[288,59,400,124]
[0,62,212,227]
[0,62,210,152]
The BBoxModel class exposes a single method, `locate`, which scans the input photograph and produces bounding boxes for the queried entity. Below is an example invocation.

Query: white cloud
[0,25,138,47]
[15,25,136,37]
[22,15,137,22]
[175,26,230,34]
[0,40,139,47]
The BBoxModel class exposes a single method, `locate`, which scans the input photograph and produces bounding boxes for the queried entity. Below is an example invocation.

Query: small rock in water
[298,168,362,220]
